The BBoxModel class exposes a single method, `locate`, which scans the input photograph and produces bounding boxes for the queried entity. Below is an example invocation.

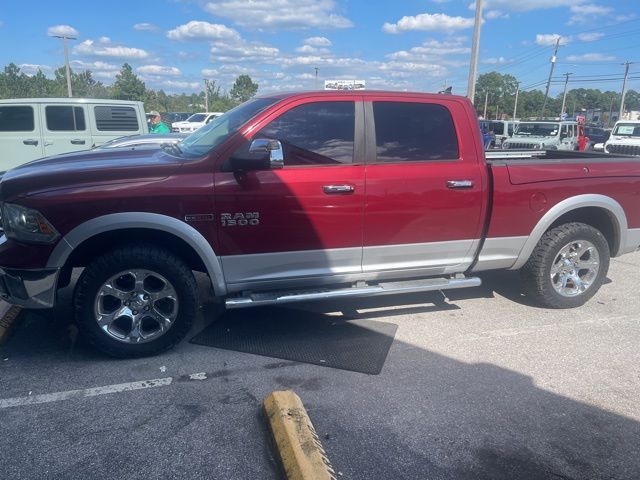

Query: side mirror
[228,138,284,172]
[248,138,284,169]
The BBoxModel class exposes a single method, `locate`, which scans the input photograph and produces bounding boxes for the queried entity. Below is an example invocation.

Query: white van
[0,98,148,172]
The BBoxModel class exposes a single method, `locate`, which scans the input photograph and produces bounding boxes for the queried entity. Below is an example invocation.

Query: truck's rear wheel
[520,222,610,309]
[74,245,197,357]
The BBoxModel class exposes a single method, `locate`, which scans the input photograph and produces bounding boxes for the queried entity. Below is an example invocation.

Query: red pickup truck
[1,91,639,357]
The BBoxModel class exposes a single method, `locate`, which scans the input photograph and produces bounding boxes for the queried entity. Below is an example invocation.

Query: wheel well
[548,207,619,255]
[59,229,208,286]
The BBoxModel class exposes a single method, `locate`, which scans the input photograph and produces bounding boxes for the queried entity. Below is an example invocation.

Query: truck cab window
[373,102,459,162]
[254,101,355,166]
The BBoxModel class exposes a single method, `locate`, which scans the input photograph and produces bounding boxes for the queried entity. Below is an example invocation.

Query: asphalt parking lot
[1,254,639,480]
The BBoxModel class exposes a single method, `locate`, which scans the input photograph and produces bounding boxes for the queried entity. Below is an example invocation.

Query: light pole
[51,35,76,98]
[619,61,634,120]
[483,91,489,119]
[560,72,573,118]
[314,67,319,90]
[204,79,209,112]
[541,36,561,117]
[467,0,484,103]
[513,82,520,120]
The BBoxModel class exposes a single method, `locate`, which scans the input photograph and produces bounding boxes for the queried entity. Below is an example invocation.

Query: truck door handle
[23,139,38,146]
[323,184,355,194]
[70,139,86,145]
[447,180,474,189]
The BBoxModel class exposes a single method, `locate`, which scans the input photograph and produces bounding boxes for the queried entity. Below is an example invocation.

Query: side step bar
[225,276,481,309]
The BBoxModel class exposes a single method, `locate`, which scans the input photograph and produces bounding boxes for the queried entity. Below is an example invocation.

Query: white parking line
[0,377,173,409]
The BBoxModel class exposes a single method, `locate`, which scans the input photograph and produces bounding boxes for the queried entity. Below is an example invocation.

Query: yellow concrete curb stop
[264,390,336,480]
[0,301,22,346]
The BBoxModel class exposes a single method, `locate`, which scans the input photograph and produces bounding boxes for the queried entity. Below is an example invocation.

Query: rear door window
[0,106,35,131]
[94,106,139,131]
[45,106,86,131]
[372,101,459,162]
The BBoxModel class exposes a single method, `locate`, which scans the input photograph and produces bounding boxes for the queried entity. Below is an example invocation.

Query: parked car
[604,120,640,156]
[585,126,610,146]
[1,91,640,358]
[96,133,188,150]
[0,98,148,172]
[171,112,224,133]
[503,120,583,150]
[479,120,517,148]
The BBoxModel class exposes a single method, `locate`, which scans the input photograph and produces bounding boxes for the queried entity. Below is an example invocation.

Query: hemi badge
[185,214,214,222]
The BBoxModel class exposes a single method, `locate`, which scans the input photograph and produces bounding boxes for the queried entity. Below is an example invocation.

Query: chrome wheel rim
[94,269,179,344]
[550,240,600,298]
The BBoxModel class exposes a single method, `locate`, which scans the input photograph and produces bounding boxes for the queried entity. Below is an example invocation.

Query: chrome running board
[225,276,481,309]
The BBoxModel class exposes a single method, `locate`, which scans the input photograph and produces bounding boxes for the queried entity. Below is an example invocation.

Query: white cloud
[535,33,572,46]
[133,23,160,31]
[210,39,279,62]
[74,39,150,59]
[98,36,111,44]
[485,10,509,19]
[383,13,474,34]
[18,64,52,76]
[577,32,604,41]
[296,44,330,54]
[566,53,616,62]
[568,3,611,24]
[167,21,240,41]
[71,60,119,71]
[303,36,332,47]
[204,0,353,30]
[137,65,182,76]
[472,0,577,11]
[47,24,79,37]
[387,38,470,61]
[157,80,201,91]
[481,56,508,64]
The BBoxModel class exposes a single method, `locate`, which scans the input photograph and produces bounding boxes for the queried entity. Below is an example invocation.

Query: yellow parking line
[0,303,22,346]
[264,390,336,480]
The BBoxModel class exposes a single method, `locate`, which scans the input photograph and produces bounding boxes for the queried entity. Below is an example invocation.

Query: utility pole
[513,82,520,120]
[541,36,561,117]
[314,67,319,90]
[466,0,484,103]
[619,61,633,120]
[51,35,76,97]
[560,72,573,118]
[204,79,209,112]
[483,91,489,118]
[607,95,615,127]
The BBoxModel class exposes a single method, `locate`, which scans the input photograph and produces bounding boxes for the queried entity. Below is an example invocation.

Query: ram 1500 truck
[1,91,639,357]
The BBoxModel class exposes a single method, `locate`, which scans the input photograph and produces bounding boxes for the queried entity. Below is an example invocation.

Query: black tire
[520,222,610,309]
[74,244,198,358]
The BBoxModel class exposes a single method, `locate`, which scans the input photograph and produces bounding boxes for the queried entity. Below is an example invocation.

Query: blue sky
[0,0,638,96]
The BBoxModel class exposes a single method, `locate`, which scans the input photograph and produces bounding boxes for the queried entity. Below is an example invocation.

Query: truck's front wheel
[74,245,197,357]
[521,222,610,309]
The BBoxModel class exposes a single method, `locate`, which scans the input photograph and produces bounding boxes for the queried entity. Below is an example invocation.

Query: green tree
[112,63,146,101]
[230,75,258,103]
[474,72,518,118]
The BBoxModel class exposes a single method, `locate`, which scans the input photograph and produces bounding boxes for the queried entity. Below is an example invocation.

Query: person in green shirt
[149,111,170,134]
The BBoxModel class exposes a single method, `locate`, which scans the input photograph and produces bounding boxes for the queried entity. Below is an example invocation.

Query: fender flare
[509,194,627,270]
[47,212,227,296]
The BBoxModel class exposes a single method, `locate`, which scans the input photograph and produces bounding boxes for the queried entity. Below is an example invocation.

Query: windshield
[514,122,559,137]
[179,97,280,158]
[613,123,640,137]
[480,121,505,135]
[187,113,207,123]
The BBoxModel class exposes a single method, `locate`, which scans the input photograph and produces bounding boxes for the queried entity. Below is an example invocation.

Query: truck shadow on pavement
[1,272,637,480]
